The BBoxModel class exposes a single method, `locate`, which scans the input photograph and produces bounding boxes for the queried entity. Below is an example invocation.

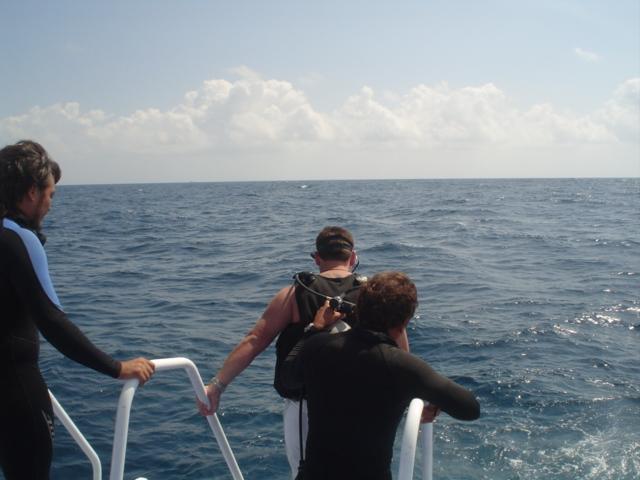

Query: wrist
[209,376,227,393]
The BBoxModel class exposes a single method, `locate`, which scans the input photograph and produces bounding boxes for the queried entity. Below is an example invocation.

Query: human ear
[26,185,39,202]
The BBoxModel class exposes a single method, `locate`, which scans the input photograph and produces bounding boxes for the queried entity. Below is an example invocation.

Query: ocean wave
[40,178,640,480]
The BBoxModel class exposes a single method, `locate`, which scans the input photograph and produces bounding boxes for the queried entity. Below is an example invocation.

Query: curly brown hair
[356,271,418,332]
[0,140,61,218]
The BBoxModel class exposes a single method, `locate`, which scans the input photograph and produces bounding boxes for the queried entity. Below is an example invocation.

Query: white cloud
[1,73,638,181]
[396,83,516,145]
[574,47,601,63]
[330,81,625,148]
[595,78,640,142]
[0,103,106,155]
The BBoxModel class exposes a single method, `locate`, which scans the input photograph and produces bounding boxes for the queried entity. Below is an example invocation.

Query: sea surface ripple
[17,178,639,479]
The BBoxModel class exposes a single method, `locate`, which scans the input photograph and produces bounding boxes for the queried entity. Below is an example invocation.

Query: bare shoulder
[263,283,295,313]
[265,283,299,324]
[272,284,296,303]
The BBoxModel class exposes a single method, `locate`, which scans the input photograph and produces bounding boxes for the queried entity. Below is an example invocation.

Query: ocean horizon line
[60,175,639,187]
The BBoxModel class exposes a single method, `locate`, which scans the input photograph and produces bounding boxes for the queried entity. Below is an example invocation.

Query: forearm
[38,310,121,378]
[401,353,480,421]
[431,380,480,421]
[199,334,269,414]
[199,286,296,415]
[214,333,269,385]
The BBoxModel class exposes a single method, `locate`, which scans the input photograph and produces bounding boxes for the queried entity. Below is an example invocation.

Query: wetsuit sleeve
[5,228,121,378]
[389,349,480,421]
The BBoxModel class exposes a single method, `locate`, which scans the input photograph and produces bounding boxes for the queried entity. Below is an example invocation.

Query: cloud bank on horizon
[1,69,638,183]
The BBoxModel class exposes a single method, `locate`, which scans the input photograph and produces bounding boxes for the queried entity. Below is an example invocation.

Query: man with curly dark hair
[285,271,480,480]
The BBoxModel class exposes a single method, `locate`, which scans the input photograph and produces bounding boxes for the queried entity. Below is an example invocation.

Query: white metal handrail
[421,423,434,480]
[49,390,102,480]
[51,366,431,480]
[109,357,244,480]
[398,398,434,480]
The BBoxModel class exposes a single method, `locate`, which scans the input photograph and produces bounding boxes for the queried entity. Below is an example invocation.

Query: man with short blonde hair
[199,226,365,477]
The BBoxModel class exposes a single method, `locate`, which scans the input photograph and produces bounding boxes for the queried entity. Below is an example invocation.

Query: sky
[0,0,638,184]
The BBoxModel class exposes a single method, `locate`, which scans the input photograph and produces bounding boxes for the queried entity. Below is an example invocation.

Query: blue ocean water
[13,179,640,479]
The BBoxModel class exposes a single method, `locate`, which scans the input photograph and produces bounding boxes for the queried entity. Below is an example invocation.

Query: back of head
[356,272,418,332]
[315,226,354,261]
[0,140,61,218]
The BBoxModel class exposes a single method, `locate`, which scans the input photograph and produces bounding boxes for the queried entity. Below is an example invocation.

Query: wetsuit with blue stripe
[0,216,121,480]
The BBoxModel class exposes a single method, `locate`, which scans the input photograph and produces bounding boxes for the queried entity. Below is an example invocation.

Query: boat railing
[50,357,433,479]
[110,357,243,480]
[49,389,102,480]
[398,398,434,480]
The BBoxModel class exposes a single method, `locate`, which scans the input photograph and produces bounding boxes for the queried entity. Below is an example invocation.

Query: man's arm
[198,284,298,416]
[4,226,154,384]
[393,351,480,421]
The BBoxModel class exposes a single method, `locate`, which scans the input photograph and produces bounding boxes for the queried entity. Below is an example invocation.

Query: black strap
[297,393,305,475]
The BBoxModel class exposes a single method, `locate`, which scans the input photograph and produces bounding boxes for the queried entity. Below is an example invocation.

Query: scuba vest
[273,272,365,399]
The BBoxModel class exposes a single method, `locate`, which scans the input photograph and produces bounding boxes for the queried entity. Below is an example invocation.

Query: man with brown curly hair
[286,271,480,480]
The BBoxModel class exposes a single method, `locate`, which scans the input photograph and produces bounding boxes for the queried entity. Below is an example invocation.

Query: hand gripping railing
[398,398,434,480]
[49,390,102,480]
[109,357,244,480]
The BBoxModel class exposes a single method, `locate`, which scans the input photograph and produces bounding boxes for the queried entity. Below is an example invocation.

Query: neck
[8,212,46,244]
[319,262,352,277]
[387,323,409,349]
[9,210,35,227]
[322,266,350,272]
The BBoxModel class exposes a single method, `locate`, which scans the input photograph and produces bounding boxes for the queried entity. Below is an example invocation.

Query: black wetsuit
[0,217,121,480]
[285,327,480,480]
[274,273,361,399]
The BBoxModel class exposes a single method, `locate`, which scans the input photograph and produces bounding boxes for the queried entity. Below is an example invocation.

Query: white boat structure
[50,357,434,480]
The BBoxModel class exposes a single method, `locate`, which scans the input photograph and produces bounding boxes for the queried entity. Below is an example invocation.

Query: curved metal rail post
[109,357,244,480]
[49,390,102,480]
[397,398,433,480]
[421,423,433,480]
